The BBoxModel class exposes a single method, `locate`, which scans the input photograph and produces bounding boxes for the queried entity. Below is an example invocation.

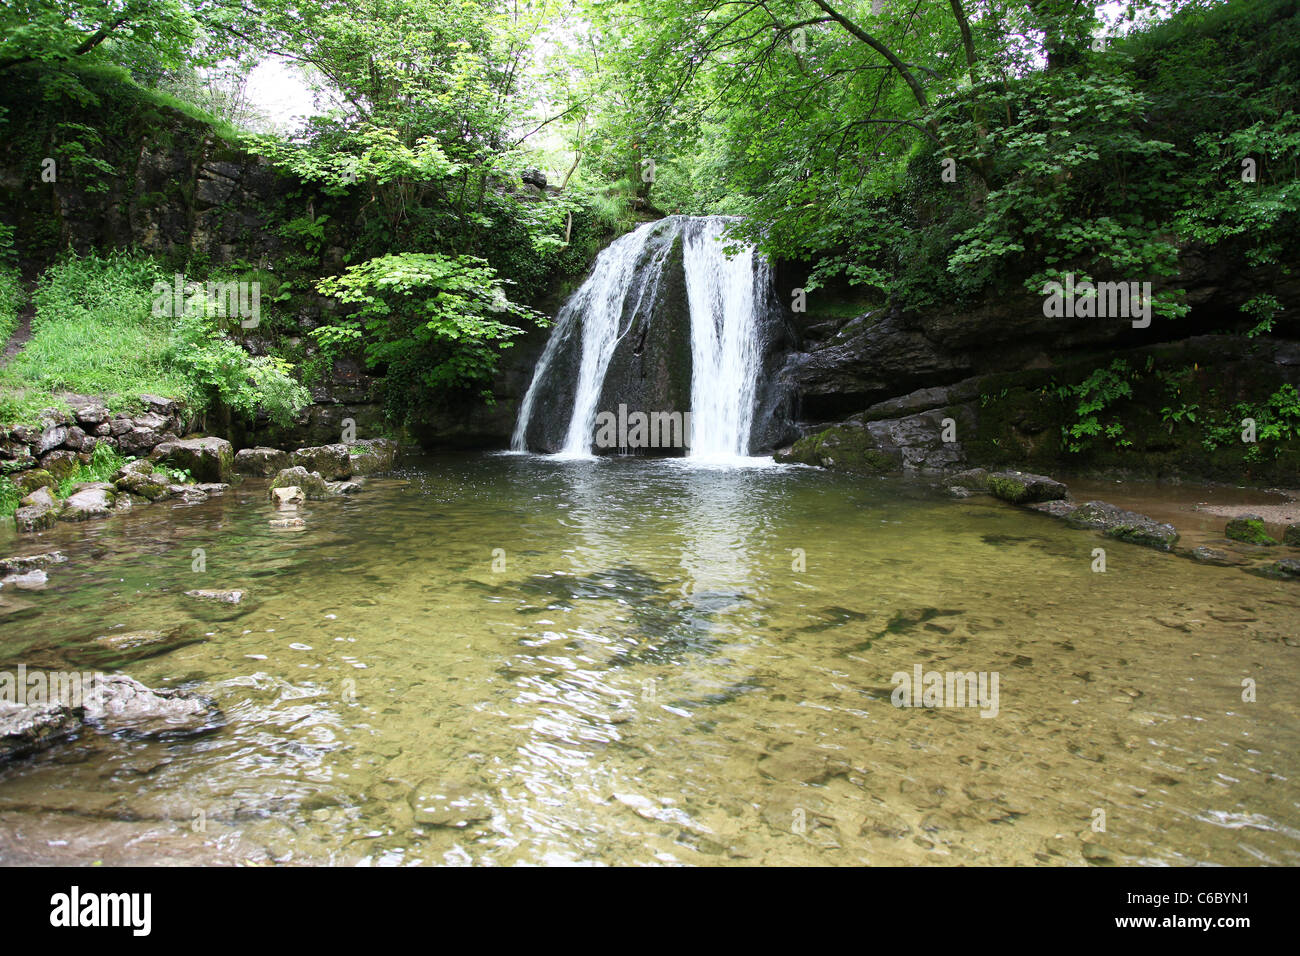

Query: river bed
[1,454,1297,865]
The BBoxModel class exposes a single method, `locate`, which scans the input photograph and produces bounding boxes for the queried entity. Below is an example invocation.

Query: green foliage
[1201,384,1300,462]
[0,252,308,428]
[55,442,129,497]
[315,252,546,420]
[1054,359,1140,453]
[0,265,23,345]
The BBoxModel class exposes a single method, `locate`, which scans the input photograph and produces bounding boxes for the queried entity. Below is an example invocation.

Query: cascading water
[512,215,781,461]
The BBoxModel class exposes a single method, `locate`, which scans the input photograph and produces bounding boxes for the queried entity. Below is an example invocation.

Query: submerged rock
[1225,515,1277,546]
[1065,501,1179,551]
[408,779,493,829]
[185,589,244,604]
[0,551,67,574]
[1,569,49,590]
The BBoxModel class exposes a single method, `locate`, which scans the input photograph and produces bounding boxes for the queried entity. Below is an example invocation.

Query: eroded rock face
[151,437,234,483]
[235,446,290,476]
[292,443,351,480]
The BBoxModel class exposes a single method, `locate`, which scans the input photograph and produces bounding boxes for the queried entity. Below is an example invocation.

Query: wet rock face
[0,675,221,763]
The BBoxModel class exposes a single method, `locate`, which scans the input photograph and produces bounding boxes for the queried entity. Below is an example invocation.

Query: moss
[1225,516,1278,546]
[986,475,1031,503]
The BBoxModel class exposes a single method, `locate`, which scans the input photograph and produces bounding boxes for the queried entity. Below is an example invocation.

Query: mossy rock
[775,422,901,473]
[1224,515,1277,546]
[14,470,57,494]
[269,466,331,500]
[1283,524,1300,546]
[986,471,1069,504]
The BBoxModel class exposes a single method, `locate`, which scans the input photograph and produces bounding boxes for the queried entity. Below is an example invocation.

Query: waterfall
[512,215,776,460]
[682,218,768,460]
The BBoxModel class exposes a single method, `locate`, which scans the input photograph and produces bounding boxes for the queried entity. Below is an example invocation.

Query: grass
[0,252,193,425]
[0,266,23,346]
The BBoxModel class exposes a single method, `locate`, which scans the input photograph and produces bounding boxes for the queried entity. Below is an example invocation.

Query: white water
[682,218,768,460]
[512,216,770,461]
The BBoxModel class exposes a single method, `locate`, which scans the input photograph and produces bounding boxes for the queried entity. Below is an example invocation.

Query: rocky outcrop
[292,443,351,480]
[269,466,331,500]
[776,405,974,472]
[234,446,290,477]
[151,436,234,483]
[1,674,221,763]
[347,438,399,475]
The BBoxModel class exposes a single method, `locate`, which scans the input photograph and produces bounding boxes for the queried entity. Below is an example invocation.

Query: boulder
[59,486,116,521]
[1271,558,1300,579]
[1285,524,1300,546]
[347,438,399,476]
[1065,501,1179,551]
[0,701,83,762]
[166,484,209,503]
[0,551,67,574]
[270,466,332,500]
[14,487,59,533]
[114,462,172,501]
[14,469,57,494]
[292,443,351,480]
[38,449,80,481]
[1225,515,1277,546]
[151,437,234,483]
[83,674,222,737]
[62,425,88,451]
[74,404,109,426]
[986,471,1069,504]
[35,423,67,455]
[235,446,290,477]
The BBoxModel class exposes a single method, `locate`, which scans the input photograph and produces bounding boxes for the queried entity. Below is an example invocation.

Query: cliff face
[773,246,1300,484]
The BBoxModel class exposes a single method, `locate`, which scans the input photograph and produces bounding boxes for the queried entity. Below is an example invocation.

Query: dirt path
[1,273,37,368]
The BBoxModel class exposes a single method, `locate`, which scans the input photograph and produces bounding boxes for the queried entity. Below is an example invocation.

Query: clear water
[1,454,1298,866]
